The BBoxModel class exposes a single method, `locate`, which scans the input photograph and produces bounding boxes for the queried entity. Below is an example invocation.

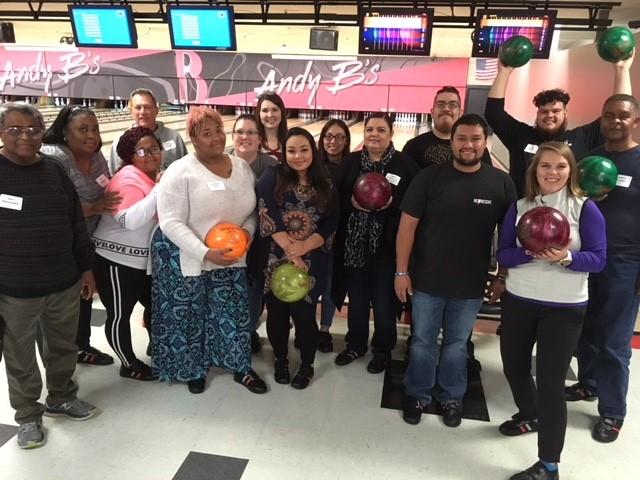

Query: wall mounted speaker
[309,28,338,51]
[0,22,15,43]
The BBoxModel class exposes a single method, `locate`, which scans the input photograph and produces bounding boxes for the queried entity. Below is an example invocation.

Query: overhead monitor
[68,5,138,48]
[359,8,434,56]
[167,6,237,51]
[472,10,557,59]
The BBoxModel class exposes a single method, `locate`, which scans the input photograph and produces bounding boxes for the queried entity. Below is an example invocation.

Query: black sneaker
[499,413,539,436]
[119,360,157,381]
[77,346,114,366]
[366,357,389,374]
[291,363,314,389]
[441,401,463,428]
[508,461,559,480]
[565,383,597,401]
[402,395,424,425]
[187,378,206,394]
[234,369,267,394]
[274,358,291,384]
[250,331,262,354]
[318,331,333,353]
[334,349,365,366]
[592,416,623,443]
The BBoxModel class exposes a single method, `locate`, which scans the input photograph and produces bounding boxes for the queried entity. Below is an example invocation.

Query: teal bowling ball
[499,35,534,68]
[577,155,618,197]
[271,263,311,303]
[597,27,636,63]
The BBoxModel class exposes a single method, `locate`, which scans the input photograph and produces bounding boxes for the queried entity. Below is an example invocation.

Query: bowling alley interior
[1,1,640,479]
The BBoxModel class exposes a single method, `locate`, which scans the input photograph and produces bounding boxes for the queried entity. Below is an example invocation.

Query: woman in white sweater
[152,107,267,395]
[92,126,161,381]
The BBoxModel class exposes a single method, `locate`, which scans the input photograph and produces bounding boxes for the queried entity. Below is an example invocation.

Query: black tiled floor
[172,452,248,480]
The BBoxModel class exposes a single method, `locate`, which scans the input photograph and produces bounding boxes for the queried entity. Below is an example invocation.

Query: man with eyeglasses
[108,88,187,175]
[485,53,634,197]
[0,103,98,449]
[403,86,492,169]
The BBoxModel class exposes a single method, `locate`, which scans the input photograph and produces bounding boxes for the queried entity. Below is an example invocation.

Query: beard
[453,152,482,167]
[535,118,568,139]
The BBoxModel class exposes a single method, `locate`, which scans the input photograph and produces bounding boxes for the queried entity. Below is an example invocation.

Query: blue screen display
[168,7,237,50]
[70,7,137,48]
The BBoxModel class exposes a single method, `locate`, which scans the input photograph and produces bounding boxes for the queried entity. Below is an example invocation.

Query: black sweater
[0,154,94,298]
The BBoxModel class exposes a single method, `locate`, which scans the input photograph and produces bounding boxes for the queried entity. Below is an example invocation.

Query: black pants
[346,264,398,360]
[266,293,318,365]
[500,291,585,462]
[75,297,93,351]
[94,255,151,367]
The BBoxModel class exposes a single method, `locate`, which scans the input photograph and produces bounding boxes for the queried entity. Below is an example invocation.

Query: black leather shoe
[509,462,559,480]
[565,383,597,402]
[592,416,623,443]
[291,363,314,389]
[234,369,267,394]
[187,378,206,394]
[402,395,424,425]
[274,359,291,384]
[318,331,333,353]
[441,402,463,428]
[366,357,389,374]
[334,349,365,366]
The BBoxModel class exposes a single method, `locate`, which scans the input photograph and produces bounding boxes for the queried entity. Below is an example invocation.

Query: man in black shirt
[403,86,492,168]
[395,114,516,427]
[485,54,633,197]
[0,103,98,449]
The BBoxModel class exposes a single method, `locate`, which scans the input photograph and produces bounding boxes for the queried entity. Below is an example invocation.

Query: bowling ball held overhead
[516,206,571,254]
[597,26,636,63]
[499,35,534,68]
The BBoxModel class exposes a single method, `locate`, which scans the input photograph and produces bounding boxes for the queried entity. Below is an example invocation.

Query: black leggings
[500,291,585,462]
[94,255,151,367]
[266,293,318,365]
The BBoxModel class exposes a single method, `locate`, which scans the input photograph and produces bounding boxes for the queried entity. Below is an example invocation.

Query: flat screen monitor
[472,10,556,59]
[167,6,237,51]
[359,8,434,56]
[68,5,137,48]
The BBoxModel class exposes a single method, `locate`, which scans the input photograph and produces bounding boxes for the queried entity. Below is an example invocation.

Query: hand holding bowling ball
[499,35,534,68]
[353,172,393,211]
[205,222,249,260]
[577,155,618,198]
[597,27,636,63]
[516,206,570,254]
[271,263,311,303]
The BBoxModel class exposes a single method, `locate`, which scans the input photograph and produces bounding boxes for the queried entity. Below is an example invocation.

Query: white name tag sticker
[616,174,632,188]
[385,173,401,186]
[524,144,539,154]
[0,194,23,211]
[473,198,493,205]
[208,181,226,191]
[95,174,110,188]
[162,140,176,151]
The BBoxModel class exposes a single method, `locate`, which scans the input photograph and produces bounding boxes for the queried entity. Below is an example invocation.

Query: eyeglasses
[434,101,460,110]
[135,146,162,157]
[233,129,259,137]
[324,133,346,142]
[1,127,44,138]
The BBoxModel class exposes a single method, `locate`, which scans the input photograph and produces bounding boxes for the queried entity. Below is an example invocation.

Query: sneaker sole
[18,438,46,449]
[43,409,97,421]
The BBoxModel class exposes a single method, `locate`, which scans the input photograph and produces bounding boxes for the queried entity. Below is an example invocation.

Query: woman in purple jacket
[496,141,606,480]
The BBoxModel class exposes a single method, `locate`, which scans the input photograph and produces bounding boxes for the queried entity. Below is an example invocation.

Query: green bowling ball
[271,263,311,303]
[577,155,618,198]
[499,35,534,68]
[597,27,636,63]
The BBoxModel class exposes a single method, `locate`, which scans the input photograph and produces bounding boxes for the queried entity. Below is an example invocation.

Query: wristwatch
[558,251,573,267]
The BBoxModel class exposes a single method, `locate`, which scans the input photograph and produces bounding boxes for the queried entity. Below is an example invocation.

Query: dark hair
[233,113,260,134]
[451,113,489,139]
[255,92,287,152]
[533,89,570,108]
[364,112,393,130]
[129,88,158,106]
[0,102,45,131]
[275,127,333,213]
[116,126,160,168]
[603,93,640,113]
[42,105,102,152]
[434,86,461,104]
[318,119,351,163]
[524,141,583,201]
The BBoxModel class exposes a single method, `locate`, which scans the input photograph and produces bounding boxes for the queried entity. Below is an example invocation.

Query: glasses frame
[1,126,44,138]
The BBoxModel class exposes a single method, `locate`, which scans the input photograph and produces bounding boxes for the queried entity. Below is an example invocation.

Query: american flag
[475,58,498,81]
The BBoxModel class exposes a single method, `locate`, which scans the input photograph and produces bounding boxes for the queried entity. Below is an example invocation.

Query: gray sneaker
[17,420,45,449]
[44,398,97,421]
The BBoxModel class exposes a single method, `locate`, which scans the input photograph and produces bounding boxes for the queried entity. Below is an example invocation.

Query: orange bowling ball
[205,222,249,259]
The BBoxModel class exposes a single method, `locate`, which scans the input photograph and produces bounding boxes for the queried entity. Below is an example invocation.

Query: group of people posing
[0,51,638,480]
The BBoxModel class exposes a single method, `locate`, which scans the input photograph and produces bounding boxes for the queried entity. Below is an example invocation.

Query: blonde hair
[524,141,583,201]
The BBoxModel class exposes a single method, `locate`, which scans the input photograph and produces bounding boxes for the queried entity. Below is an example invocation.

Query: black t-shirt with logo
[402,131,492,169]
[401,162,517,298]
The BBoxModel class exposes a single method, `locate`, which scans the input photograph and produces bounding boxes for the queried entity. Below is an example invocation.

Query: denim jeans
[404,290,483,405]
[577,260,640,419]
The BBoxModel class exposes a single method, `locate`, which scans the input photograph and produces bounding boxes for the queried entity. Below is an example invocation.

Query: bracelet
[395,271,410,277]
